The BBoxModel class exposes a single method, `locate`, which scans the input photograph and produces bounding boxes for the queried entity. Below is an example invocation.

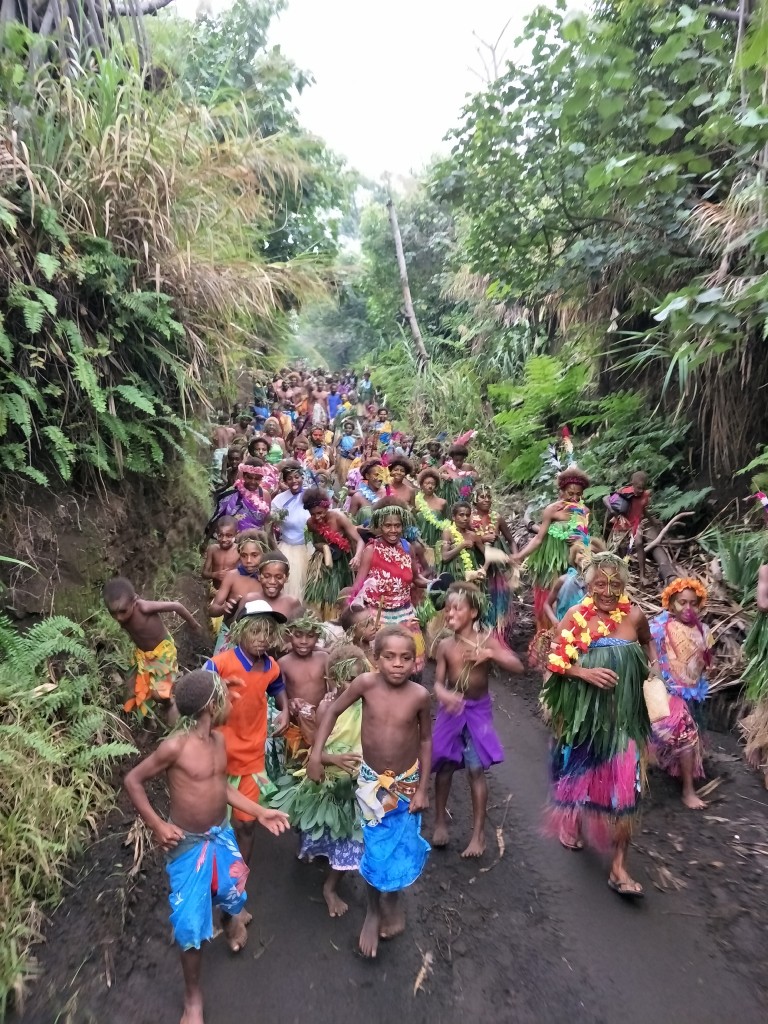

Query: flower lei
[548,502,590,543]
[233,479,270,518]
[415,491,448,530]
[661,577,707,610]
[359,481,387,504]
[547,594,631,674]
[310,518,351,554]
[448,522,476,576]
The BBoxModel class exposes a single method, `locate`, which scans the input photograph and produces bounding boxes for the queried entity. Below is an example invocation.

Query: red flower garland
[311,519,351,553]
[548,594,631,674]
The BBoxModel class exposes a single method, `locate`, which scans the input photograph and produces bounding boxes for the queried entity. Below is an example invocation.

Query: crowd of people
[104,364,756,1024]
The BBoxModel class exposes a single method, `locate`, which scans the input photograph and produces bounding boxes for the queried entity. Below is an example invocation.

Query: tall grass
[0,611,135,1014]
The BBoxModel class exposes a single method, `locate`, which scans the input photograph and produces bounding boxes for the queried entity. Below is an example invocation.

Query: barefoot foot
[324,890,349,918]
[379,894,405,940]
[682,791,706,810]
[358,907,380,958]
[180,994,204,1024]
[223,910,249,953]
[432,824,449,848]
[461,835,486,858]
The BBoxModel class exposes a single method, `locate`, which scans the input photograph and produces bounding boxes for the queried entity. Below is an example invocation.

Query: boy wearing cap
[204,601,289,869]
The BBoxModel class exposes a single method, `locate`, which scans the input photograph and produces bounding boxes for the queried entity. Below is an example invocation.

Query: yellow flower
[565,644,578,659]
[582,597,594,608]
[573,612,587,629]
[562,629,575,643]
[549,655,568,669]
[609,609,624,623]
[579,631,591,645]
[596,621,610,636]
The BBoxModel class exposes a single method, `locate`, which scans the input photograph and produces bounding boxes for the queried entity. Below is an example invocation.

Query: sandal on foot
[608,878,644,899]
[559,836,584,851]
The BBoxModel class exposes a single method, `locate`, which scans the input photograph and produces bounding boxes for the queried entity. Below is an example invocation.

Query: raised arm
[137,599,202,630]
[336,511,365,569]
[487,635,524,674]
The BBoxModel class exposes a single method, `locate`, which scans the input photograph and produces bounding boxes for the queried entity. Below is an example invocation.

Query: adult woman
[348,458,388,522]
[441,501,484,582]
[649,577,711,809]
[306,424,333,480]
[388,455,416,506]
[216,458,273,533]
[351,499,430,673]
[270,461,312,601]
[439,443,478,504]
[515,467,591,666]
[303,488,364,617]
[248,435,279,492]
[471,484,517,644]
[263,418,287,460]
[542,552,655,897]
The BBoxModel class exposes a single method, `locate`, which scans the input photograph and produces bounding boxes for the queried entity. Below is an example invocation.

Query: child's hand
[153,821,185,850]
[224,596,239,614]
[409,790,429,814]
[273,708,290,736]
[438,689,465,715]
[257,807,290,836]
[223,675,246,700]
[330,753,361,774]
[306,758,324,784]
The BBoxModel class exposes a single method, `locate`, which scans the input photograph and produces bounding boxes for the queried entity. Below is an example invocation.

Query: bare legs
[433,765,487,856]
[180,948,204,1024]
[680,749,706,809]
[323,869,348,917]
[608,833,643,897]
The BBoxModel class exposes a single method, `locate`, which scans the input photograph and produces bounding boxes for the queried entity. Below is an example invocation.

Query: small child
[124,670,289,1024]
[103,576,202,717]
[440,501,484,582]
[432,582,523,857]
[545,538,606,627]
[320,587,353,648]
[244,550,304,623]
[308,626,432,959]
[279,613,329,758]
[270,644,369,918]
[202,516,240,589]
[339,602,379,663]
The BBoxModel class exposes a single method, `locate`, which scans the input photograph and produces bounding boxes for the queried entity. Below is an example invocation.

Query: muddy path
[13,600,768,1024]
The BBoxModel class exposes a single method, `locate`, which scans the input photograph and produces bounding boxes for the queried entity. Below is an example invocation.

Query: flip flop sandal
[608,878,644,899]
[560,837,584,851]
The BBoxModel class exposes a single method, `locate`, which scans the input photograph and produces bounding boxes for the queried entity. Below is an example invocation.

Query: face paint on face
[590,571,624,611]
[217,526,236,549]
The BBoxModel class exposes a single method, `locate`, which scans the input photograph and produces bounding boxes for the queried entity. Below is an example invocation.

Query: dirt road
[16,669,768,1024]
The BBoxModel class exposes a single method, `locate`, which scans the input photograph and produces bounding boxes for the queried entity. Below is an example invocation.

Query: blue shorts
[166,820,248,950]
[461,726,483,771]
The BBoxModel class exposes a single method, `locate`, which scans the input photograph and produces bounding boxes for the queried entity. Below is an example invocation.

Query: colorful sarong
[298,830,363,871]
[213,621,231,654]
[123,636,178,714]
[166,819,248,950]
[431,692,504,773]
[357,760,430,892]
[650,694,704,779]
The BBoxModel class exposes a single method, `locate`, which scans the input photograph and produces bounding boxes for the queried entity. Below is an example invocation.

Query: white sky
[269,0,543,179]
[175,0,546,179]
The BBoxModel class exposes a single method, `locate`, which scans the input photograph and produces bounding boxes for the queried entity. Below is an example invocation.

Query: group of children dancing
[104,367,719,1024]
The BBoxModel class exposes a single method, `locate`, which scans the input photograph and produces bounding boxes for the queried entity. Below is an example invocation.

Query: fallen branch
[644,512,696,553]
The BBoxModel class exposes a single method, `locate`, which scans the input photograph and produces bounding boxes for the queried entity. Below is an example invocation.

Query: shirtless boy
[202,517,239,589]
[308,626,431,959]
[124,669,289,1024]
[209,531,266,652]
[104,576,202,716]
[432,583,523,857]
[238,550,303,623]
[279,614,329,756]
[212,414,235,451]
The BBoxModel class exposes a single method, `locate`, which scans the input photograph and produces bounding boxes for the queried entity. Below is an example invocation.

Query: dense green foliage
[301,0,768,515]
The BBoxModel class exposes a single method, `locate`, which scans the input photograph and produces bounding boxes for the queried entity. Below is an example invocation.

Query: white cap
[238,599,287,624]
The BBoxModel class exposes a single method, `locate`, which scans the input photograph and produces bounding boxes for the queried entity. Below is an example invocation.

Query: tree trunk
[386,196,430,369]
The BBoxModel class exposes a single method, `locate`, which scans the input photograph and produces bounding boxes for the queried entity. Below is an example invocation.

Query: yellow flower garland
[448,521,476,576]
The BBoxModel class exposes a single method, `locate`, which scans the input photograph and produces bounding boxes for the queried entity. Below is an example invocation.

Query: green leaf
[654,113,685,131]
[35,254,61,283]
[112,384,155,415]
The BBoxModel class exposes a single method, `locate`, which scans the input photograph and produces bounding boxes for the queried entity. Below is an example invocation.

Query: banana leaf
[264,770,362,842]
[542,641,650,760]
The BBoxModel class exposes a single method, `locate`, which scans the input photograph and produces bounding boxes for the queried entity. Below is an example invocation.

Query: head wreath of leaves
[229,614,285,653]
[370,503,414,530]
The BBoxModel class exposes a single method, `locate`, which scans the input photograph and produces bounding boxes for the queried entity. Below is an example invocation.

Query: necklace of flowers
[234,479,270,515]
[416,491,449,530]
[310,518,351,553]
[548,502,590,543]
[447,521,476,576]
[547,594,631,674]
[359,481,386,504]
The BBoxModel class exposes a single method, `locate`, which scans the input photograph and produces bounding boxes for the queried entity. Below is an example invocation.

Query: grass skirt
[483,562,515,648]
[526,533,570,626]
[544,639,649,849]
[304,548,353,619]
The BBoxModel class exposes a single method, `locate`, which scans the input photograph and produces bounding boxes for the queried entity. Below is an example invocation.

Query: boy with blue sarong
[124,670,289,1024]
[307,625,432,959]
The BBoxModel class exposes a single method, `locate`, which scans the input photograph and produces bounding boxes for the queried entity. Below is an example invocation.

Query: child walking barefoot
[104,577,202,717]
[124,670,289,1024]
[307,626,431,959]
[432,583,523,857]
[279,613,329,758]
[202,517,240,589]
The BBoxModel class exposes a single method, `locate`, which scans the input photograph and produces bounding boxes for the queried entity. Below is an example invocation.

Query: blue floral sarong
[166,819,248,950]
[356,761,430,893]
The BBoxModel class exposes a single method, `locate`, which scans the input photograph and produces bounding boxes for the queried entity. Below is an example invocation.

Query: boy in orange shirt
[204,601,289,870]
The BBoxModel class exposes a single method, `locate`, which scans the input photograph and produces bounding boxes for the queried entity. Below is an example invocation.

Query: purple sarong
[431,692,504,773]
